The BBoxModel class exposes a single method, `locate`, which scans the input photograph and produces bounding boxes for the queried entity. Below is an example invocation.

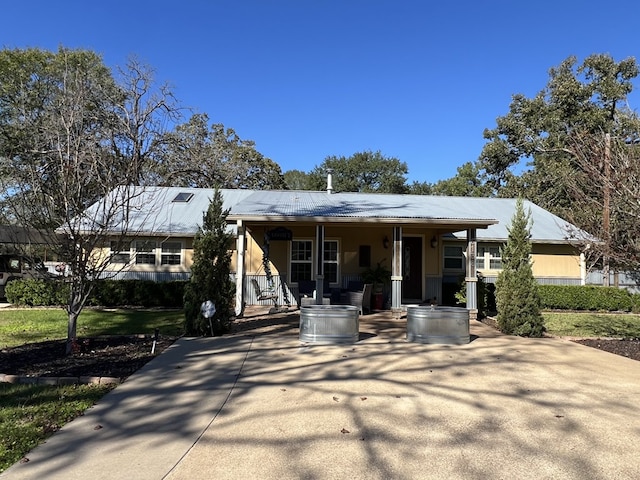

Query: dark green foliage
[90,280,186,308]
[495,200,546,337]
[183,190,235,335]
[5,279,69,306]
[6,279,185,308]
[455,273,496,318]
[538,284,636,312]
[307,150,409,193]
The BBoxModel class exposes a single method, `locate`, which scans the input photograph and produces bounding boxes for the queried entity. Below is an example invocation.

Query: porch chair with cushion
[343,283,372,315]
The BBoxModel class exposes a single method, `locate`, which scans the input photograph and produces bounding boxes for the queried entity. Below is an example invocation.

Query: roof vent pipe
[326,168,333,194]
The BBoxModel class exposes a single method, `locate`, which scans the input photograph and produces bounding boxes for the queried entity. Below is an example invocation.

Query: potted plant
[362,260,391,310]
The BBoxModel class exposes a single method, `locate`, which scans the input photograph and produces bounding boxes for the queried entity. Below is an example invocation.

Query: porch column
[391,226,403,312]
[235,220,246,317]
[315,224,325,303]
[465,228,478,321]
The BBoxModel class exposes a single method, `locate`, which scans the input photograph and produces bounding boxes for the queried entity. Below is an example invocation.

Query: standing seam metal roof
[81,187,585,243]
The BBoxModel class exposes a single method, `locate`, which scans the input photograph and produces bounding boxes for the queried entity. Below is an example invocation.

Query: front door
[402,236,422,301]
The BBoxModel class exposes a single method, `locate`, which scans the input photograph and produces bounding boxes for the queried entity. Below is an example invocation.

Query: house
[89,185,586,319]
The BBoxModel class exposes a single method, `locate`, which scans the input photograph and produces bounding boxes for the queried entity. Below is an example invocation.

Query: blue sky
[2,1,640,183]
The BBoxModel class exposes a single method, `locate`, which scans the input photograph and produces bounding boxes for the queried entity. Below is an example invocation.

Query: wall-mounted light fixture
[430,236,438,249]
[383,235,389,249]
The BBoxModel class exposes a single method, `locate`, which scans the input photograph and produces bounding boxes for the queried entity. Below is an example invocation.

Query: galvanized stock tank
[299,304,359,344]
[406,306,470,344]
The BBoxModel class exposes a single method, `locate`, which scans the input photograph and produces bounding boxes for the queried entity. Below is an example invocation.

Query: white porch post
[235,220,246,317]
[391,226,403,313]
[465,228,478,321]
[315,224,325,303]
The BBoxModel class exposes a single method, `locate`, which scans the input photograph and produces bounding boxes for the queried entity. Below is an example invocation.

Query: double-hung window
[323,240,339,284]
[291,240,312,283]
[110,241,131,264]
[443,245,465,271]
[476,245,503,270]
[135,241,157,265]
[161,241,182,265]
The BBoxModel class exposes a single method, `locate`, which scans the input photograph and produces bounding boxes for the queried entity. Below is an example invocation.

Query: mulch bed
[0,335,176,379]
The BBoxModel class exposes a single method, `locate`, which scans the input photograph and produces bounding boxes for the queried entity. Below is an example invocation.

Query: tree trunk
[65,291,84,355]
[66,310,79,355]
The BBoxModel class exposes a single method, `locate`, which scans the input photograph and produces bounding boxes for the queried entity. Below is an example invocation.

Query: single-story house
[87,184,587,319]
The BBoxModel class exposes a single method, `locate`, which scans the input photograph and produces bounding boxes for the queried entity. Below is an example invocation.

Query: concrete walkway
[2,309,640,480]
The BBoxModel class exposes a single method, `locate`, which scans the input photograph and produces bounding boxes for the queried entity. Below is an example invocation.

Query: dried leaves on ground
[1,324,639,381]
[0,336,177,379]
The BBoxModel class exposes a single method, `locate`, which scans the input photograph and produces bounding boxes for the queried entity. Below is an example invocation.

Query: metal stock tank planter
[406,306,470,344]
[299,305,359,344]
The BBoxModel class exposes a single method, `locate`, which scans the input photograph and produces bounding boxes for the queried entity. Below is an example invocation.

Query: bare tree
[0,48,181,353]
[563,130,640,280]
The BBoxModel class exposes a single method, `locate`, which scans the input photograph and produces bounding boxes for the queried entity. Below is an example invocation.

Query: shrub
[5,279,68,306]
[184,190,235,335]
[6,278,185,308]
[538,284,635,311]
[495,199,545,337]
[90,280,186,308]
[454,273,495,318]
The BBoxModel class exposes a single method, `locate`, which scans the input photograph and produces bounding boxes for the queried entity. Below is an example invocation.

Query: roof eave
[227,214,497,228]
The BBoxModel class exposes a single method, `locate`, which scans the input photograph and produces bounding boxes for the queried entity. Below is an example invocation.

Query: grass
[0,382,115,473]
[0,308,185,348]
[543,311,640,338]
[0,307,185,474]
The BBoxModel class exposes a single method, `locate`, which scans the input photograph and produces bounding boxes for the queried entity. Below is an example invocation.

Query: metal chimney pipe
[326,168,334,194]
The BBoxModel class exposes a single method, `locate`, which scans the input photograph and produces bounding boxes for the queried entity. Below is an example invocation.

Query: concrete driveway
[2,309,640,480]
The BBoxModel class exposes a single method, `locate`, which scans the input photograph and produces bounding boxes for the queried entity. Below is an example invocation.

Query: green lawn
[0,308,185,348]
[543,311,640,338]
[0,307,185,473]
[0,382,114,473]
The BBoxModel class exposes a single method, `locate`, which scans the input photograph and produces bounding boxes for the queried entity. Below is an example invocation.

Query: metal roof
[445,197,581,244]
[227,190,497,225]
[78,187,585,243]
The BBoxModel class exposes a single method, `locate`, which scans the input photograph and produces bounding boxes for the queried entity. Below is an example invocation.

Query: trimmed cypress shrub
[495,199,545,337]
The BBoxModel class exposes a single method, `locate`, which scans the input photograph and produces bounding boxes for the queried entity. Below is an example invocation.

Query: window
[443,245,464,270]
[323,240,339,284]
[172,192,194,203]
[135,241,157,265]
[110,241,131,264]
[358,245,371,268]
[291,240,312,283]
[476,245,502,270]
[161,241,182,265]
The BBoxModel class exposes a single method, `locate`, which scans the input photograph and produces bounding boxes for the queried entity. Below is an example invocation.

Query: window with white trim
[110,241,131,264]
[161,241,182,265]
[135,240,157,265]
[476,245,503,270]
[291,240,312,283]
[443,245,465,271]
[323,240,339,284]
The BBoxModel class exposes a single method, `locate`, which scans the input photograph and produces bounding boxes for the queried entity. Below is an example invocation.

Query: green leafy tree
[479,54,639,200]
[495,199,545,337]
[156,114,286,189]
[0,47,180,354]
[431,162,492,197]
[283,169,312,190]
[479,53,640,279]
[307,150,409,193]
[406,180,433,195]
[183,190,235,335]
